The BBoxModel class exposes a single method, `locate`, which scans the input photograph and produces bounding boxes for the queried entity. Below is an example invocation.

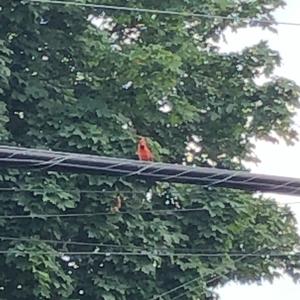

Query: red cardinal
[137,137,154,161]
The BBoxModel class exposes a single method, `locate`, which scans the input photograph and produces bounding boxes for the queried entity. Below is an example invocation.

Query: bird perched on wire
[137,137,154,161]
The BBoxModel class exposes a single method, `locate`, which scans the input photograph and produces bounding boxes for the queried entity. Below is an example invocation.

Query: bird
[137,137,154,161]
[111,195,123,213]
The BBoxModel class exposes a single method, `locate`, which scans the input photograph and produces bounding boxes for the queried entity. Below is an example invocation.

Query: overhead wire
[151,275,205,300]
[168,250,271,300]
[2,2,297,297]
[151,249,263,300]
[1,249,298,257]
[1,236,297,257]
[0,208,200,219]
[1,146,300,196]
[29,0,300,27]
[0,207,208,219]
[1,250,295,258]
[0,200,299,220]
[1,156,300,196]
[169,284,212,300]
[0,187,147,193]
[164,237,300,300]
[0,247,297,258]
[1,186,300,205]
[204,170,243,188]
[0,235,297,298]
[0,236,121,249]
[168,273,224,300]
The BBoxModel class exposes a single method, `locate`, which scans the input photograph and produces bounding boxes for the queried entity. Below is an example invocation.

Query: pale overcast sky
[218,0,300,299]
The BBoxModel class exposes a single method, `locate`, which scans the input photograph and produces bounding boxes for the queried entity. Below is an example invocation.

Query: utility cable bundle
[0,145,299,196]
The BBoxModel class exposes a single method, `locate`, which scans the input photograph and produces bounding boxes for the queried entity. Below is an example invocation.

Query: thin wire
[0,187,143,193]
[204,171,243,188]
[153,276,203,300]
[142,163,196,180]
[38,156,71,170]
[0,249,297,258]
[2,236,296,256]
[1,199,299,220]
[100,161,129,171]
[132,163,202,182]
[0,207,207,219]
[286,184,300,196]
[5,150,67,170]
[168,253,257,300]
[161,169,194,181]
[122,162,156,178]
[152,250,261,300]
[240,174,260,183]
[158,168,238,184]
[161,168,243,185]
[175,246,289,300]
[0,236,237,253]
[1,186,300,200]
[269,180,297,191]
[0,236,119,249]
[29,0,300,27]
[169,283,217,300]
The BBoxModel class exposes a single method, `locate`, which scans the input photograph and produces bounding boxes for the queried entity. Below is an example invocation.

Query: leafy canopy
[0,0,299,299]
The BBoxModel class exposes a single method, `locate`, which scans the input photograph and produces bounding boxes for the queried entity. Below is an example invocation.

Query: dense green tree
[0,0,299,299]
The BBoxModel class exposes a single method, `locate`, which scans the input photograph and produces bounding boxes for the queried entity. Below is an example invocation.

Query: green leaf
[0,1,299,299]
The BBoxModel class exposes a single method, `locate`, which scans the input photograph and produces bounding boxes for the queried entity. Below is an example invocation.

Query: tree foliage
[0,0,299,299]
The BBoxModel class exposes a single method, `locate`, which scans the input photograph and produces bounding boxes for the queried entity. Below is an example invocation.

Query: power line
[2,236,295,256]
[0,187,148,193]
[1,187,300,206]
[0,245,291,298]
[29,0,300,27]
[152,276,204,300]
[169,284,209,300]
[151,250,262,300]
[0,236,122,249]
[1,186,300,206]
[168,256,256,300]
[0,249,297,258]
[1,186,300,200]
[0,207,208,219]
[168,275,220,300]
[1,237,297,299]
[1,146,300,196]
[0,146,293,194]
[1,199,299,220]
[158,240,300,300]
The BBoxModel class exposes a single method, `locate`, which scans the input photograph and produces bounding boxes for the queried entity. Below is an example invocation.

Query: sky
[218,0,300,299]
